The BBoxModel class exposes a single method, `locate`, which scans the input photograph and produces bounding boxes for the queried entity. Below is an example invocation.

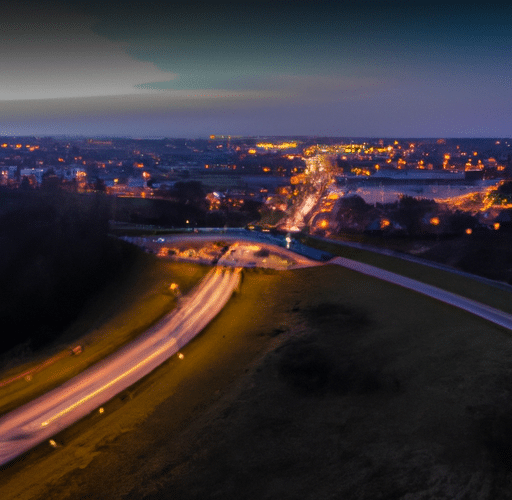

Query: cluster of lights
[351,167,371,176]
[255,141,298,150]
[303,142,412,158]
[1,143,40,151]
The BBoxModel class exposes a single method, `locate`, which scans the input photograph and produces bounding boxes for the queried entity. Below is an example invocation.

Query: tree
[448,211,478,235]
[393,195,437,236]
[20,176,31,190]
[172,181,205,205]
[94,177,106,192]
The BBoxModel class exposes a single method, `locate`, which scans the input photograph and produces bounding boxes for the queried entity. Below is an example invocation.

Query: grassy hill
[3,264,512,499]
[0,248,210,417]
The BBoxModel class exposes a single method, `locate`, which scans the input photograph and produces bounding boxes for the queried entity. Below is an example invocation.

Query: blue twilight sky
[0,0,511,138]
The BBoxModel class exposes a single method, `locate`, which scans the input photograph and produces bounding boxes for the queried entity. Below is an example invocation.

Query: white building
[20,168,45,184]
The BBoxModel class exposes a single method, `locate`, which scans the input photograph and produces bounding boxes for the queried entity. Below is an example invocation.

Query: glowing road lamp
[285,233,292,249]
[142,170,150,188]
[430,216,441,241]
[170,283,181,297]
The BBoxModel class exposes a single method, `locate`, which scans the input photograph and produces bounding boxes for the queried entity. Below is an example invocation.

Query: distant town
[1,135,512,240]
[2,135,512,497]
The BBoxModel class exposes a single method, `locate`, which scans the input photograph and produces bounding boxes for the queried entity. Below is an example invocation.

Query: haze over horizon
[1,0,511,138]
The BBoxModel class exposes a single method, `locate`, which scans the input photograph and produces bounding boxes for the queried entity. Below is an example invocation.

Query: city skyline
[1,0,512,138]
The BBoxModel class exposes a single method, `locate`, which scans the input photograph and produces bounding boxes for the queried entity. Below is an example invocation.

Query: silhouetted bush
[392,195,437,236]
[447,210,478,235]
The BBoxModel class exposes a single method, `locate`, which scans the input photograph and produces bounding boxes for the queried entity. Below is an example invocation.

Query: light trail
[40,338,178,428]
[280,154,336,232]
[0,266,241,466]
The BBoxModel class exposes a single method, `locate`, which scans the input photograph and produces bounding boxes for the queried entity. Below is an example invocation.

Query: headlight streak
[40,337,178,428]
[41,268,237,429]
[0,266,241,466]
[18,277,218,433]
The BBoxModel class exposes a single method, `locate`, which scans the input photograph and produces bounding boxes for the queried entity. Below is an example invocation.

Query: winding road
[0,266,241,466]
[1,233,511,468]
[330,256,512,331]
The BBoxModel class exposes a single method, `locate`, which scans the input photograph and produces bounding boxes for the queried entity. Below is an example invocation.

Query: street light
[170,283,181,296]
[285,233,292,249]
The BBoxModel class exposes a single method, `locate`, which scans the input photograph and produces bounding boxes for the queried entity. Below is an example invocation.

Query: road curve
[310,234,512,293]
[0,267,241,467]
[330,256,512,332]
[133,233,323,269]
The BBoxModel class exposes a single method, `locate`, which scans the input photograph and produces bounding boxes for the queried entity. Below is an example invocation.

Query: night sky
[1,0,511,138]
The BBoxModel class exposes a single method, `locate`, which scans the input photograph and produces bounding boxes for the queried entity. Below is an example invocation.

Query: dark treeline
[113,181,262,228]
[326,194,512,284]
[0,189,137,354]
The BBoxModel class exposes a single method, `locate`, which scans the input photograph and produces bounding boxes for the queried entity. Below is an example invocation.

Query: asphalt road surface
[330,256,512,332]
[2,238,511,467]
[0,267,241,467]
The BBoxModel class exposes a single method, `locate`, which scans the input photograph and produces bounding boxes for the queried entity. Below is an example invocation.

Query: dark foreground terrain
[2,265,512,499]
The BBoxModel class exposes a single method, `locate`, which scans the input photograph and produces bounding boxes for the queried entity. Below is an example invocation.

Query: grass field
[3,263,512,499]
[301,234,512,315]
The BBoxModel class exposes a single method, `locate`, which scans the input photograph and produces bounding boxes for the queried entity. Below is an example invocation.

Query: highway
[0,266,241,467]
[330,256,512,332]
[310,233,512,293]
[2,234,511,468]
[125,229,330,263]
